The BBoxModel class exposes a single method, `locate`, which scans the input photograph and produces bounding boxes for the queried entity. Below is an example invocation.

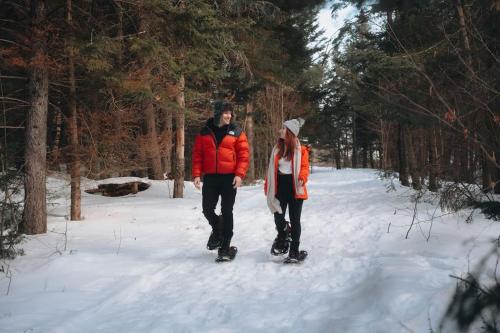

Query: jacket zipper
[210,131,218,173]
[210,125,229,174]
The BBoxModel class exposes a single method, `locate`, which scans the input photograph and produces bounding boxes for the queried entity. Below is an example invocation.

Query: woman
[264,118,309,263]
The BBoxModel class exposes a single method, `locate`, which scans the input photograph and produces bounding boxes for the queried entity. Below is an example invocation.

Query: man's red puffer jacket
[192,120,250,179]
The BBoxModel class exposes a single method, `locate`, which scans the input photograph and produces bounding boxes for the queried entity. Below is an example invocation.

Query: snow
[1,168,499,333]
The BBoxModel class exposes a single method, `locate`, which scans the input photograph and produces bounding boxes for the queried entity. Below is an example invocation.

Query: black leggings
[202,174,236,245]
[274,174,303,243]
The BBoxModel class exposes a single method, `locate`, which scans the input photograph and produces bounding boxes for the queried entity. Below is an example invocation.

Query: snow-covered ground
[1,168,499,333]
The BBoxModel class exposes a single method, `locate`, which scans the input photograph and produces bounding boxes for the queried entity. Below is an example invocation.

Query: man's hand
[194,177,201,190]
[232,176,242,189]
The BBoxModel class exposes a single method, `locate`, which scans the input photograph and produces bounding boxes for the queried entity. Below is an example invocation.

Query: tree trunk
[428,127,439,192]
[459,142,471,183]
[67,0,81,220]
[22,0,48,235]
[114,0,124,66]
[362,146,368,168]
[369,146,374,169]
[245,101,255,181]
[352,112,357,168]
[481,150,494,192]
[144,100,163,179]
[138,8,163,180]
[173,74,185,198]
[136,135,148,178]
[378,148,383,169]
[495,152,500,194]
[380,120,390,169]
[334,141,341,170]
[406,129,421,190]
[50,106,62,170]
[441,130,452,181]
[454,0,472,66]
[398,124,409,187]
[161,107,173,176]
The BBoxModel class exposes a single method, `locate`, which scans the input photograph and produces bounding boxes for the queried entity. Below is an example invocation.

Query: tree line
[310,0,499,208]
[2,0,498,254]
[0,0,324,247]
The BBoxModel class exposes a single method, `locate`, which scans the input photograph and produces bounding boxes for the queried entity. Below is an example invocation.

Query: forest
[0,1,499,331]
[0,0,499,254]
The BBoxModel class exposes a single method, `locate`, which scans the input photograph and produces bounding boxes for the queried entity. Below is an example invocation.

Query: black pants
[202,174,236,246]
[274,174,303,243]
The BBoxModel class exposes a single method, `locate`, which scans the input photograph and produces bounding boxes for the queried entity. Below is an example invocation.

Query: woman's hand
[194,177,201,190]
[298,179,304,186]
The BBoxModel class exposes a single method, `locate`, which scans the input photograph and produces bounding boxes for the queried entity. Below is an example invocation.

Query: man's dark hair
[214,100,233,114]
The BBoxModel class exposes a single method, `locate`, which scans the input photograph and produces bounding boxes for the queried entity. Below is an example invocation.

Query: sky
[317,2,357,41]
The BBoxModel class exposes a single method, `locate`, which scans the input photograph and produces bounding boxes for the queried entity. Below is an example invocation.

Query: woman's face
[279,127,287,139]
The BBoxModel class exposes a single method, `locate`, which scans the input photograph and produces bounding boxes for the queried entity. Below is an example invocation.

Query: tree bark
[66,0,81,221]
[406,129,421,190]
[173,74,185,198]
[161,107,173,176]
[351,112,357,168]
[245,101,255,181]
[138,8,163,180]
[22,0,48,234]
[428,127,439,192]
[50,106,62,170]
[114,0,124,66]
[454,0,472,66]
[495,152,500,194]
[144,99,163,179]
[459,142,471,183]
[398,124,409,186]
[334,141,341,170]
[362,146,368,168]
[481,150,493,192]
[369,146,374,169]
[380,120,390,169]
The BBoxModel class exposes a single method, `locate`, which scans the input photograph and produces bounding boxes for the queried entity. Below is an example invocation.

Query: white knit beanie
[283,118,305,136]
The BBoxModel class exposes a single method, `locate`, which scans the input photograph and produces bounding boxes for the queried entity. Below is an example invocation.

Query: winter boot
[271,220,292,255]
[216,246,237,262]
[216,243,237,262]
[206,215,223,250]
[284,241,308,264]
[270,235,289,255]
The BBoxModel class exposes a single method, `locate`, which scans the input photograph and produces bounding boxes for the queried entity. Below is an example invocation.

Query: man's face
[220,110,232,126]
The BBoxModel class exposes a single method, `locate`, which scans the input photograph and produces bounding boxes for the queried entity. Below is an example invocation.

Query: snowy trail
[1,168,499,333]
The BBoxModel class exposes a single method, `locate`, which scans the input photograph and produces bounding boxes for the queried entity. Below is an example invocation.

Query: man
[192,101,249,261]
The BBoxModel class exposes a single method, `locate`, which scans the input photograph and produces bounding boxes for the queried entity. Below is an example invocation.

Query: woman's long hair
[277,128,296,161]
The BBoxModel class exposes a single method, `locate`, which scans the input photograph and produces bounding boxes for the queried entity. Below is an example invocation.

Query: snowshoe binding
[215,246,238,263]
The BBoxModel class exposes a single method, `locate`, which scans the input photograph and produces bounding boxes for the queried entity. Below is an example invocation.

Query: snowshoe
[284,250,308,264]
[215,246,238,263]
